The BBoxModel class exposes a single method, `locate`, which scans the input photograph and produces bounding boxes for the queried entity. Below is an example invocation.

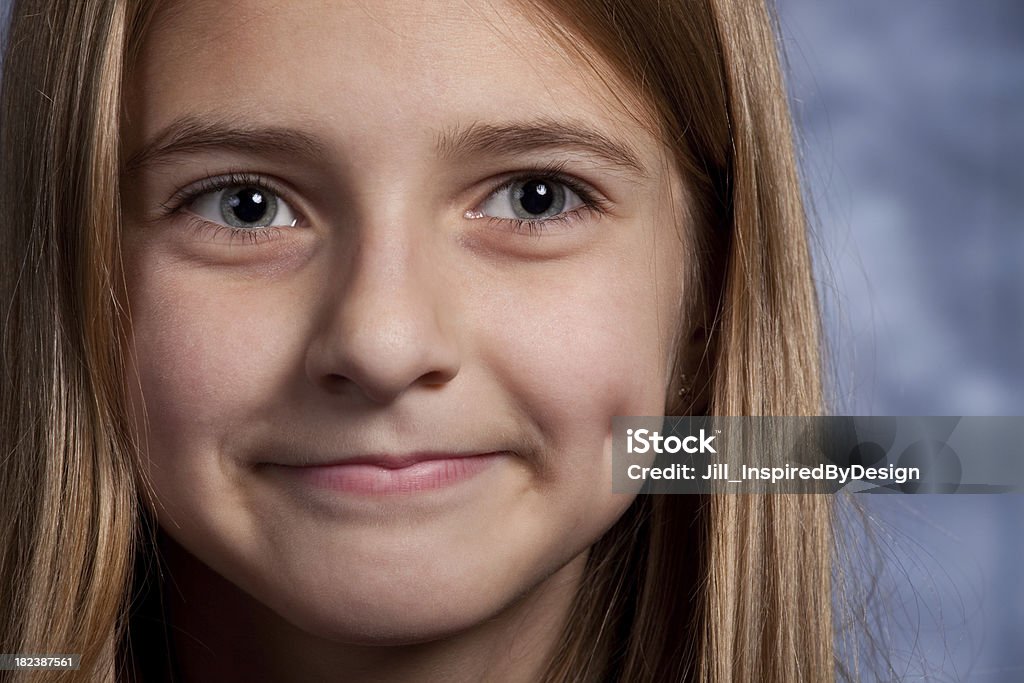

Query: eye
[476,177,585,221]
[188,185,300,229]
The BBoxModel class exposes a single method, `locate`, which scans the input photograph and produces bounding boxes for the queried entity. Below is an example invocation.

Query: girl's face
[123,0,688,643]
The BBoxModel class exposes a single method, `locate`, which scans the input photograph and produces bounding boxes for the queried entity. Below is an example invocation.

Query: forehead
[125,0,662,166]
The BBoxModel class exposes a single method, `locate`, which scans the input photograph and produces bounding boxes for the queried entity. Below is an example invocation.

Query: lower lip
[275,454,504,495]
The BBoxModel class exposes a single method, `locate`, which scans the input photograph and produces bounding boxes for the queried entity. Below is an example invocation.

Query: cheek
[471,239,683,526]
[479,251,680,435]
[125,260,304,496]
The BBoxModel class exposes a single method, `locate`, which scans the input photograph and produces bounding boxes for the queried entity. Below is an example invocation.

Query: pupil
[228,188,268,224]
[518,180,554,215]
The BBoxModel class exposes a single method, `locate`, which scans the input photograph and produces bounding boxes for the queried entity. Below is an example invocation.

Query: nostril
[313,360,459,404]
[420,368,457,387]
[320,373,351,395]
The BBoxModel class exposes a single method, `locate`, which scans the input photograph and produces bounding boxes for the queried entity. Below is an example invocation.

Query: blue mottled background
[777,0,1024,679]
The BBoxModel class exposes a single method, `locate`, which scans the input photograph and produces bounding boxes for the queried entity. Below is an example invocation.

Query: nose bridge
[350,225,435,340]
[308,213,460,403]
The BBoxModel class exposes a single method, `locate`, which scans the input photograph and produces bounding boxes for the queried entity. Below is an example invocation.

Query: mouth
[266,451,508,495]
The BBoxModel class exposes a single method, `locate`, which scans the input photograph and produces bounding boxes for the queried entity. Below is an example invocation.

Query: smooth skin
[122,1,690,680]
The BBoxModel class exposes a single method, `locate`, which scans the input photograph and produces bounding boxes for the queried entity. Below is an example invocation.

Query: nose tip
[314,313,461,404]
[304,246,462,405]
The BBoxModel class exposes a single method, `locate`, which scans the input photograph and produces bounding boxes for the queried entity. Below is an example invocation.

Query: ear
[666,321,714,416]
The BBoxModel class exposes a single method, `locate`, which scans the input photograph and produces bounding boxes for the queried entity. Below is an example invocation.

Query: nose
[304,232,461,405]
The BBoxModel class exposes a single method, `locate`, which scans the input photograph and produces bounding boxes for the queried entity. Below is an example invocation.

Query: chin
[264,580,511,646]
[234,533,586,649]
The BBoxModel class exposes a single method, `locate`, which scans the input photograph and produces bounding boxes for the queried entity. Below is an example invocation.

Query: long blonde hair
[529,2,831,681]
[0,1,831,681]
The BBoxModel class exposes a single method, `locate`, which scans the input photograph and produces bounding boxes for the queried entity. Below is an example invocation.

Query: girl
[0,0,833,680]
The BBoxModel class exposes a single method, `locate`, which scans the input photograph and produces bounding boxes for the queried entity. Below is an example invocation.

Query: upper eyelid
[162,172,298,215]
[478,176,599,215]
[489,171,591,195]
[473,167,610,210]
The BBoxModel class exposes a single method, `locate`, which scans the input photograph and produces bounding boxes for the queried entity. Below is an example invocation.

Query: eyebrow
[436,119,648,176]
[122,116,326,175]
[123,115,648,178]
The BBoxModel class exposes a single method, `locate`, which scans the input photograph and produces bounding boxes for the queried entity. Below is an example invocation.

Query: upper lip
[270,451,506,470]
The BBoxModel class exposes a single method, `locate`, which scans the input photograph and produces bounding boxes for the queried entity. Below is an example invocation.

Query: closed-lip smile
[267,451,507,495]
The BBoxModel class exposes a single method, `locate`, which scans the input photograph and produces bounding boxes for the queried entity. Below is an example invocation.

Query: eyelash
[163,166,609,245]
[477,164,609,236]
[163,171,291,246]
